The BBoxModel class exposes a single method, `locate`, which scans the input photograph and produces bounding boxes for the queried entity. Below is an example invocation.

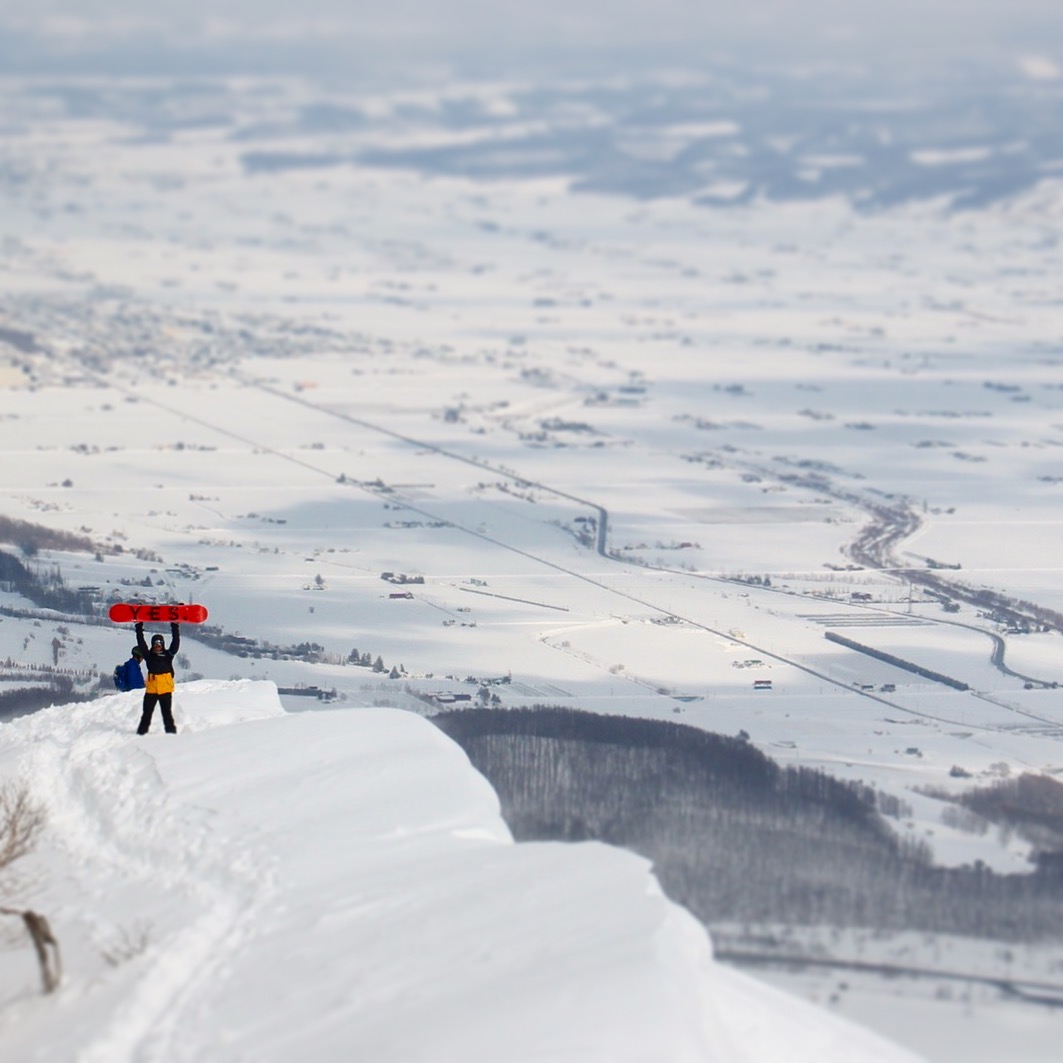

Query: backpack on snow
[113,663,131,692]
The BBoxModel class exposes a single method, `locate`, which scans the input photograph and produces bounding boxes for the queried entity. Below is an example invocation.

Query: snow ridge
[0,682,920,1062]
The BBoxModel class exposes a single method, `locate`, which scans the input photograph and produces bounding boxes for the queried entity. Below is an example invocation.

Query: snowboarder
[114,646,146,692]
[135,621,180,734]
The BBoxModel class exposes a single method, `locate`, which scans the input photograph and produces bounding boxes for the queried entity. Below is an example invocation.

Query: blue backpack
[113,662,131,692]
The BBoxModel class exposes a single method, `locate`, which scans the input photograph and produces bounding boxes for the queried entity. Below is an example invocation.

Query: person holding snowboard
[135,621,180,734]
[115,646,146,692]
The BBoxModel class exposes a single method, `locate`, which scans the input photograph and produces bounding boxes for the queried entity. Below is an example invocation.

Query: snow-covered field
[2,59,1063,1060]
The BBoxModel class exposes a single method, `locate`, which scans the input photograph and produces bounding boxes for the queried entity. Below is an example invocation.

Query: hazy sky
[0,0,1060,79]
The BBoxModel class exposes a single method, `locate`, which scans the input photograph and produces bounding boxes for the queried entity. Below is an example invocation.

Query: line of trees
[0,518,96,557]
[824,630,970,690]
[433,707,1063,942]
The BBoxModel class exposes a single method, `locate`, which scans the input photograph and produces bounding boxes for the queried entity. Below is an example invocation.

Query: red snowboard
[109,603,209,624]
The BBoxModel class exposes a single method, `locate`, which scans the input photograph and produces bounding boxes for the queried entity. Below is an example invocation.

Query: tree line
[0,518,96,557]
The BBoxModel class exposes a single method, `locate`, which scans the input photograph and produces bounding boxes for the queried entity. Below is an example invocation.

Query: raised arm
[134,622,149,656]
[169,623,180,656]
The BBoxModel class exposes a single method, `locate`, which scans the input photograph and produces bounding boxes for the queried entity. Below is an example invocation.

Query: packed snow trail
[0,682,285,1062]
[0,682,922,1062]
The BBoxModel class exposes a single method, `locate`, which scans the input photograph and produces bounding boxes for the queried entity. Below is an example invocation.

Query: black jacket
[135,622,180,676]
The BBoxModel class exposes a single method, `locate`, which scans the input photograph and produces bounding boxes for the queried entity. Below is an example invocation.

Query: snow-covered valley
[2,30,1063,1061]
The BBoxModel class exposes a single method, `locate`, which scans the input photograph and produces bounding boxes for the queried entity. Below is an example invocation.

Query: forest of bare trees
[433,707,1063,942]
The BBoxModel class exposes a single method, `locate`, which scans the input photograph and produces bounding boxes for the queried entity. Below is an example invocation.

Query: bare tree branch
[0,782,46,871]
[0,781,59,993]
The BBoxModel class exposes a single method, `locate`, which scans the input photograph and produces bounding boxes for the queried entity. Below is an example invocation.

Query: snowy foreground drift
[0,682,918,1062]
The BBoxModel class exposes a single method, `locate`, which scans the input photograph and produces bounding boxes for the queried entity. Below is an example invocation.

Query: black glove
[171,622,180,632]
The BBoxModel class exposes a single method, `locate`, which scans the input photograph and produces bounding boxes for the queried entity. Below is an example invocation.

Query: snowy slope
[0,682,920,1062]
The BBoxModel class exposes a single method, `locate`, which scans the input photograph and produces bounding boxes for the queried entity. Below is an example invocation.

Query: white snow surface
[0,680,919,1062]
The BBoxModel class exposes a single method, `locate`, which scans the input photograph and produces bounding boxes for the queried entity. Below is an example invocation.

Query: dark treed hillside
[0,550,96,615]
[0,678,89,720]
[433,707,1063,942]
[945,772,1063,867]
